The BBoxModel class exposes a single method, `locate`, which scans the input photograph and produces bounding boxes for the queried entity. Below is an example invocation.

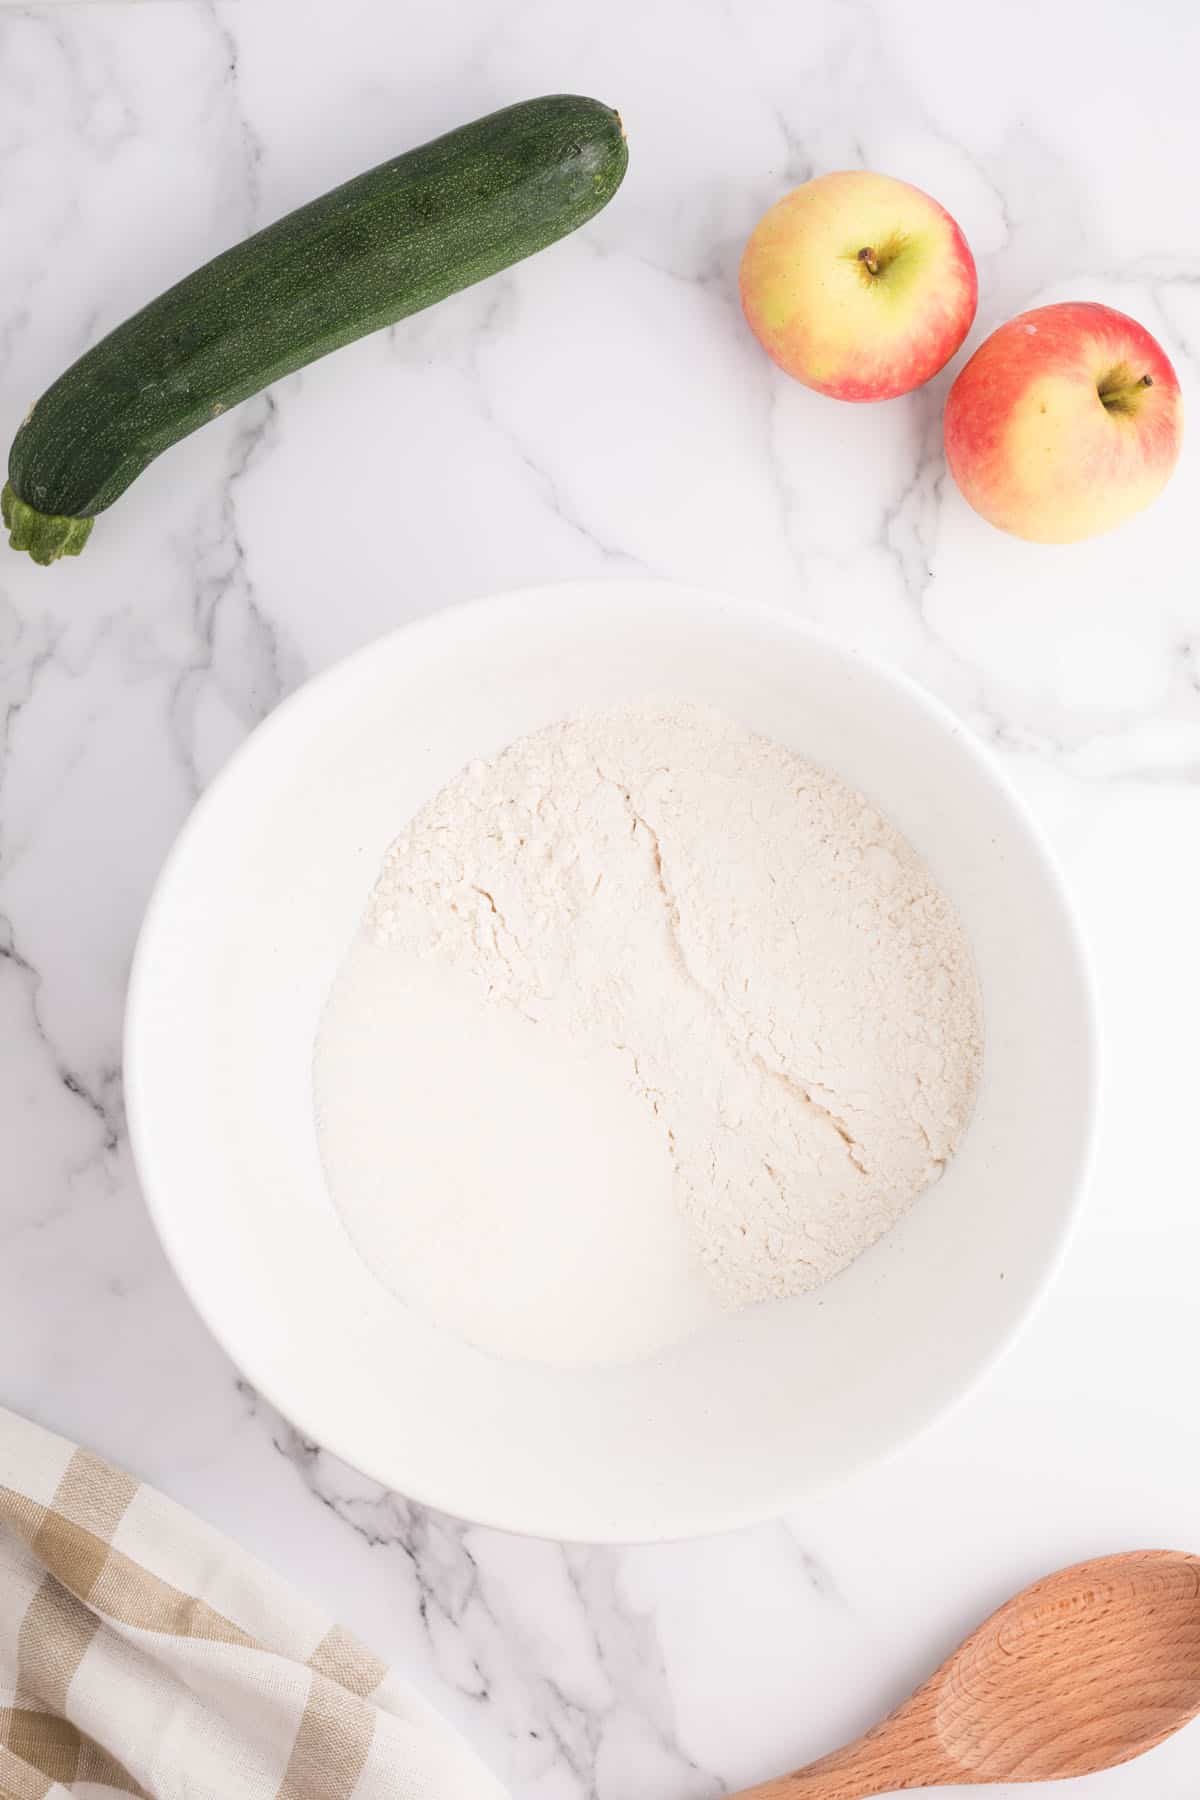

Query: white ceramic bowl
[126,581,1097,1542]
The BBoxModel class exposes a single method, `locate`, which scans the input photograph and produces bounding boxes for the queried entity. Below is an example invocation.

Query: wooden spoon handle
[726,1718,952,1798]
[727,1760,885,1798]
[727,1758,900,1799]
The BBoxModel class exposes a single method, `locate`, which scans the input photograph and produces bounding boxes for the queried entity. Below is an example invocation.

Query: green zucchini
[4,94,627,565]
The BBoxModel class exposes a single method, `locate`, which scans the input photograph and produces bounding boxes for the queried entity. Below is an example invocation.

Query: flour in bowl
[314,701,982,1365]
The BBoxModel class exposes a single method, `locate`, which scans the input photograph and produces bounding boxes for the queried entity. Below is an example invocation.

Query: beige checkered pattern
[0,1410,507,1800]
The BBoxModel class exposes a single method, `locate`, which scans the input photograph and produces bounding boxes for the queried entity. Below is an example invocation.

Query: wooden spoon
[731,1550,1200,1797]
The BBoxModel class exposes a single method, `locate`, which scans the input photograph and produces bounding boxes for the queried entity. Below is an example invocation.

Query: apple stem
[857,246,880,277]
[1099,371,1154,412]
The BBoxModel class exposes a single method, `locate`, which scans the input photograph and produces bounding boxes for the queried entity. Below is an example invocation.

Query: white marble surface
[2,0,1200,1792]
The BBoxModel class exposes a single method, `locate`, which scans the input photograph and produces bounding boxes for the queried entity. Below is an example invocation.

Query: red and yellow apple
[944,302,1183,543]
[739,170,978,402]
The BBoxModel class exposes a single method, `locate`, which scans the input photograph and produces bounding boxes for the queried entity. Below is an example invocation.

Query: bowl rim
[124,579,1099,1542]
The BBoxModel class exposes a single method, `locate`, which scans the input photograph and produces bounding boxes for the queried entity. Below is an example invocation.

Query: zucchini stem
[2,482,94,565]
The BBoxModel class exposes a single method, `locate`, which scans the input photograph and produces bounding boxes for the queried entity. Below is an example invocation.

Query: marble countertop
[3,0,1199,1792]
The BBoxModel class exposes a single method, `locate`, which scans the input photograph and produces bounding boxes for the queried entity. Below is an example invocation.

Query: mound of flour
[314,701,981,1360]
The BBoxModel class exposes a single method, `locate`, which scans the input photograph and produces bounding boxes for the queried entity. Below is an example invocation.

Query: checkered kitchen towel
[0,1407,508,1800]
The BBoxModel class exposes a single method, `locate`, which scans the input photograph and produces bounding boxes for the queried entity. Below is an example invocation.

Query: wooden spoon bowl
[733,1551,1200,1797]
